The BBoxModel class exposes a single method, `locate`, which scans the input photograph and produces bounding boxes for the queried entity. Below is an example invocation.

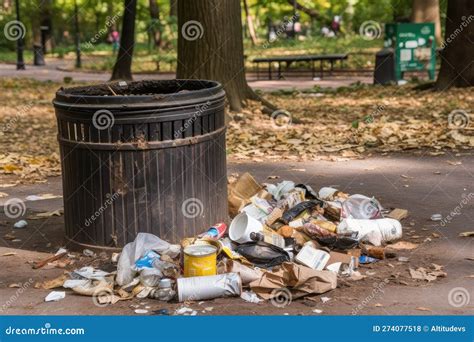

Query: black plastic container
[53,80,228,249]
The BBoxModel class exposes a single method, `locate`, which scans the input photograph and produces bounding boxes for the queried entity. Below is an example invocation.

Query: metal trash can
[374,48,395,85]
[53,80,228,249]
[33,44,45,66]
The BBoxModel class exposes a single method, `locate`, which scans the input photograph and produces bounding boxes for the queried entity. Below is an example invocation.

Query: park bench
[253,53,348,80]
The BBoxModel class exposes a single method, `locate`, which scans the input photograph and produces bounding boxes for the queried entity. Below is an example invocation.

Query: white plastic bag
[337,218,402,246]
[116,233,170,286]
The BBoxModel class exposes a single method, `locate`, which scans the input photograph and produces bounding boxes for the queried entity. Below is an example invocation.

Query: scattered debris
[459,231,474,237]
[13,220,28,229]
[44,291,65,302]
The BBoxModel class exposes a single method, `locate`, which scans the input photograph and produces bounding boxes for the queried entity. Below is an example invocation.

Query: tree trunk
[242,0,258,45]
[177,0,267,112]
[435,1,474,90]
[170,0,177,17]
[149,0,162,48]
[111,0,137,81]
[411,0,442,44]
[40,0,54,53]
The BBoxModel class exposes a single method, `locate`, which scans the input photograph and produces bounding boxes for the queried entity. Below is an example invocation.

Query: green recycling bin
[383,22,436,81]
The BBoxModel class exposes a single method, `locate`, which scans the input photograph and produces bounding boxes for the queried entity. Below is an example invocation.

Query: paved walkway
[0,59,372,91]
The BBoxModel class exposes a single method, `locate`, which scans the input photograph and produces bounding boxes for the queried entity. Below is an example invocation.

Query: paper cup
[229,212,263,244]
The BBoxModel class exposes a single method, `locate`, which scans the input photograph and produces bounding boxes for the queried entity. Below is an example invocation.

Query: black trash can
[33,44,45,66]
[374,48,395,85]
[53,80,228,249]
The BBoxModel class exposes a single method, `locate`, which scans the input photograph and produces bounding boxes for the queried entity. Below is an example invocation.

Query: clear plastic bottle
[149,278,176,301]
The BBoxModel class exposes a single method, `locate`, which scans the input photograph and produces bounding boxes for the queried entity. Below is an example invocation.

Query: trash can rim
[53,79,224,106]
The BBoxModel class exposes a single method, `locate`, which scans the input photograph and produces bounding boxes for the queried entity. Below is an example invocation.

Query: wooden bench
[253,53,348,80]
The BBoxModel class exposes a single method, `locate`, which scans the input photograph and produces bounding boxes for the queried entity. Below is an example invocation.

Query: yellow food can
[183,245,217,277]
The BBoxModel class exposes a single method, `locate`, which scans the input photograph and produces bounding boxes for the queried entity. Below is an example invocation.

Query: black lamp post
[73,0,81,68]
[15,0,25,70]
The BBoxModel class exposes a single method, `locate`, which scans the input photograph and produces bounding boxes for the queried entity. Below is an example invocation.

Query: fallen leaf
[459,231,474,237]
[416,307,432,312]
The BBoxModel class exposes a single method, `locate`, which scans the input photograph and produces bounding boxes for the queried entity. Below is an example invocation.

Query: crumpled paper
[250,262,337,300]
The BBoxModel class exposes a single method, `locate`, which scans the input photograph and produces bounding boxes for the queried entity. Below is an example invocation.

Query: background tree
[111,0,137,81]
[177,0,271,111]
[243,0,258,45]
[435,0,474,90]
[411,0,442,44]
[149,0,162,48]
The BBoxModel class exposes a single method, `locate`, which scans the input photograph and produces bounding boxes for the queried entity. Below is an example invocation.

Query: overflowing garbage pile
[37,173,410,312]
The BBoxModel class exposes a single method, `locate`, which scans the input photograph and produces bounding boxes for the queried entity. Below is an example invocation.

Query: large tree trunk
[243,0,258,46]
[411,0,442,44]
[149,0,162,48]
[111,0,137,81]
[435,1,474,90]
[177,0,265,112]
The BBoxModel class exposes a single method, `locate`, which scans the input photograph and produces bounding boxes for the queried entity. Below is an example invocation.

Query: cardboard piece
[228,173,262,218]
[387,208,408,220]
[250,262,337,300]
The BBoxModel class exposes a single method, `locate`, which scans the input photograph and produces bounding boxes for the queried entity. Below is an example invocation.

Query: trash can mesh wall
[53,80,228,248]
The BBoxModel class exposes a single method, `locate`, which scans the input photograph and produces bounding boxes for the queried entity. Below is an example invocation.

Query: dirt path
[0,153,473,315]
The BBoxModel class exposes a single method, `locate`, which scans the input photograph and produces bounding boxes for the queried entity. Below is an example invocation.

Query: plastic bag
[281,200,323,224]
[337,218,402,246]
[117,233,171,286]
[341,194,383,219]
[235,241,290,268]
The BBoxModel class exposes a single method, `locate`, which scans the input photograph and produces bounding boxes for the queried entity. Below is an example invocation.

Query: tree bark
[149,0,162,48]
[170,0,177,17]
[111,0,137,81]
[243,0,258,45]
[435,1,474,90]
[177,0,269,112]
[411,0,442,45]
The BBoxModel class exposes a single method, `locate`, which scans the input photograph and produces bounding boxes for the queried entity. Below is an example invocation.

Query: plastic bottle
[148,278,176,301]
[250,231,285,248]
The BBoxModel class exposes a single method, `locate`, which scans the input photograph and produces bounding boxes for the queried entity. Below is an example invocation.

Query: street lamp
[15,0,25,70]
[73,0,81,68]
